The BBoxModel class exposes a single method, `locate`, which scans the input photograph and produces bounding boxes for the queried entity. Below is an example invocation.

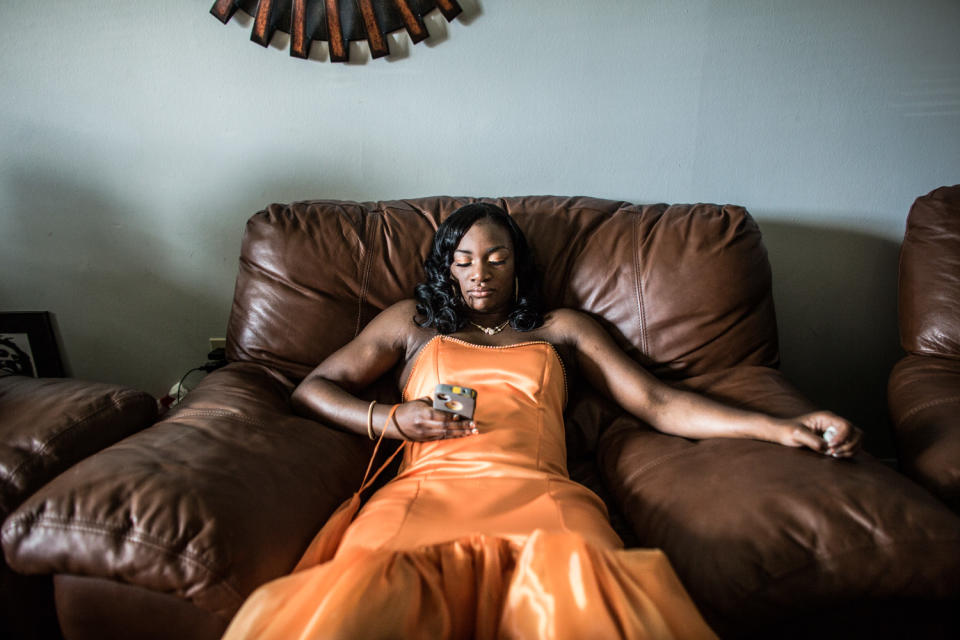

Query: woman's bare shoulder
[368,299,434,354]
[377,298,419,319]
[539,308,603,345]
[364,298,424,325]
[544,307,589,324]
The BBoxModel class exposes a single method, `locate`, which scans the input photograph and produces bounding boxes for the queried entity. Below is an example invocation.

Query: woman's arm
[559,310,861,457]
[291,301,476,441]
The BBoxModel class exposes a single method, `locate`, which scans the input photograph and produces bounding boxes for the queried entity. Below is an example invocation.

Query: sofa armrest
[899,185,960,357]
[1,362,372,622]
[888,354,960,511]
[0,375,157,519]
[599,365,960,636]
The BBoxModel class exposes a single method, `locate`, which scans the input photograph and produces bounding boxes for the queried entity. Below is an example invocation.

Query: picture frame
[0,312,65,377]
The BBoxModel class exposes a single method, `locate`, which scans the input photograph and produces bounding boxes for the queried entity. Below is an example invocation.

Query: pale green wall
[2,1,958,456]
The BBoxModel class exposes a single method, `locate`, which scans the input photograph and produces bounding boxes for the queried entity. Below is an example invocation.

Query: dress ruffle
[223,530,717,640]
[223,339,717,639]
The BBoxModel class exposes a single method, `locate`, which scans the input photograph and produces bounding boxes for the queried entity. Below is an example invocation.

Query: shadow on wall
[0,169,908,461]
[0,167,228,395]
[758,220,902,461]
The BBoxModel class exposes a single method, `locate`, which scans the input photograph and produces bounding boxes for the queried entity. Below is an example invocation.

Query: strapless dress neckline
[405,334,568,405]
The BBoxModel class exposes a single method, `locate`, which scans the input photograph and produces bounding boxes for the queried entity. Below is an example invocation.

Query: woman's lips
[469,289,494,298]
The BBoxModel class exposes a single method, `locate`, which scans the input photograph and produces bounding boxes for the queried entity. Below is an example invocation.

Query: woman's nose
[470,263,490,282]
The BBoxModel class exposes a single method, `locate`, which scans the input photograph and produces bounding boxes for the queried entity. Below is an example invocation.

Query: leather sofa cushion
[899,184,960,358]
[1,376,156,639]
[0,375,156,518]
[888,354,960,511]
[54,574,229,640]
[226,197,780,382]
[2,363,374,621]
[600,365,960,636]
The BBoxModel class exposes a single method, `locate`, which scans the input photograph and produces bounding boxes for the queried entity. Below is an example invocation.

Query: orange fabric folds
[225,531,715,640]
[223,337,716,639]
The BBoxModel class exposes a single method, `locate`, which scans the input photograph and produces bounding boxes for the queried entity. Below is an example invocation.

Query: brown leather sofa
[4,197,960,640]
[1,375,157,640]
[889,185,960,513]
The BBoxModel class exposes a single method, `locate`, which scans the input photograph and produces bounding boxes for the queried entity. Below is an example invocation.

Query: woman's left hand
[779,411,863,458]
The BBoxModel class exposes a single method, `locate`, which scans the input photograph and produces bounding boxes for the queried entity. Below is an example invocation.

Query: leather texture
[3,196,959,639]
[54,574,228,640]
[0,375,157,640]
[889,354,960,511]
[225,197,779,381]
[889,185,960,513]
[0,375,156,517]
[898,185,960,357]
[601,363,960,636]
[3,362,372,623]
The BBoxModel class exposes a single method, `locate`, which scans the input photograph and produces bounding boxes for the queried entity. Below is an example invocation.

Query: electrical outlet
[209,338,226,350]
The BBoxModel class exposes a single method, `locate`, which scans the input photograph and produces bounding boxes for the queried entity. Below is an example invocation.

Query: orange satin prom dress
[222,336,717,640]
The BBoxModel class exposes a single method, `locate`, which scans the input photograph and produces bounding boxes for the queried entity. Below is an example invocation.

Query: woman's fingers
[427,411,477,439]
[827,425,862,458]
[795,411,862,458]
[789,425,828,453]
[398,404,477,440]
[411,398,477,439]
[821,418,861,458]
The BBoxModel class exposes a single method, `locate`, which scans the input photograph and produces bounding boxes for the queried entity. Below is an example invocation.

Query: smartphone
[433,384,477,420]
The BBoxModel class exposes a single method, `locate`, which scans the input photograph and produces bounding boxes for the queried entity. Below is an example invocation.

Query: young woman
[223,203,860,640]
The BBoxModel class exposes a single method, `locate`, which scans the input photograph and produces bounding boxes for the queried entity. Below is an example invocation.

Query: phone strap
[293,404,406,572]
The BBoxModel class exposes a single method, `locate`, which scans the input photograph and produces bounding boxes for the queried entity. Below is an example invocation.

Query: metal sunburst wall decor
[210,0,463,62]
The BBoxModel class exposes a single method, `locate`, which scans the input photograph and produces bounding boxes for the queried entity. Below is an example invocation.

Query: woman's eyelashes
[452,258,509,268]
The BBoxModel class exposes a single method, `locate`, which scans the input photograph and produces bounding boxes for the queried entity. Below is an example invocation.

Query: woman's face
[449,219,515,315]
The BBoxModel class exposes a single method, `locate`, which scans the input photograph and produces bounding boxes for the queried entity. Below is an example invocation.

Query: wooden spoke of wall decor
[210,0,462,61]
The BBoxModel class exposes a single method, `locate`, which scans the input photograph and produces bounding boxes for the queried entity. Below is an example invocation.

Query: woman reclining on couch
[222,202,861,640]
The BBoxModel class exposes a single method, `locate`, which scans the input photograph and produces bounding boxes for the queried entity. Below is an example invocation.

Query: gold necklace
[470,319,510,335]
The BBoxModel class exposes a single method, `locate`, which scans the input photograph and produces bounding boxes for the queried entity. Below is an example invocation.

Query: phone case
[433,383,477,419]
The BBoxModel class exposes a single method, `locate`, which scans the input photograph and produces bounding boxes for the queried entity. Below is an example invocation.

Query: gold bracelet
[366,400,378,440]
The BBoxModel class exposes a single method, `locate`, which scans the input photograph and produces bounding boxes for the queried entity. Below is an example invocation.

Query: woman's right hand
[384,399,478,441]
[784,411,862,458]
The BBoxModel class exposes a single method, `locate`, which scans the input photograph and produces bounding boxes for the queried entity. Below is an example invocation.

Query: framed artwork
[0,312,65,377]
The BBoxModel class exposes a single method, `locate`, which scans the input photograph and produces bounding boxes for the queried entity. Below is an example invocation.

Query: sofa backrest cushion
[899,185,960,358]
[226,196,780,381]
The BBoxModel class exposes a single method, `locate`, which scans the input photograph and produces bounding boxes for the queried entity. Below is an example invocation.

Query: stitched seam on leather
[632,213,648,353]
[900,395,960,421]
[355,210,375,337]
[166,408,272,430]
[3,392,145,487]
[4,516,244,603]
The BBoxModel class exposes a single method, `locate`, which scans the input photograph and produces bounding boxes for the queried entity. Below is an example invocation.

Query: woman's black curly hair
[415,203,544,334]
